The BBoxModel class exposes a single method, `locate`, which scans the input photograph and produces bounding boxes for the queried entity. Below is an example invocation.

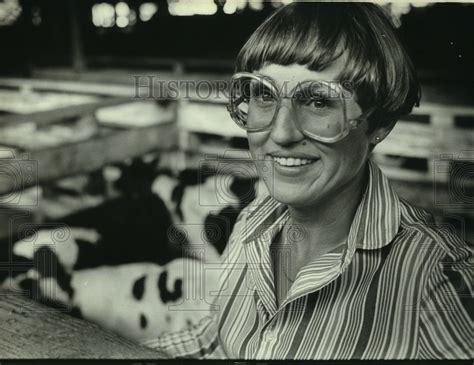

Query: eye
[251,85,276,104]
[301,97,328,109]
[259,93,275,103]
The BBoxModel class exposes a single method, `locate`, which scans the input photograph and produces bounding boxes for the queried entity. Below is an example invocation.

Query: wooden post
[68,0,86,74]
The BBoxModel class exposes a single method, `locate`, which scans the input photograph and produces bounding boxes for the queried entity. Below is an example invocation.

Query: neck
[286,162,369,252]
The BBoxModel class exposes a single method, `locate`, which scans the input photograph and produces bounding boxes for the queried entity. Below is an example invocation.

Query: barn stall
[0,73,472,357]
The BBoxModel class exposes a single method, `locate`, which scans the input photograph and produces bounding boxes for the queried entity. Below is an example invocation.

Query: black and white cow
[1,157,258,341]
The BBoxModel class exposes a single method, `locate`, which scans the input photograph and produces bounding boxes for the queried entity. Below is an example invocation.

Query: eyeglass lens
[231,76,346,139]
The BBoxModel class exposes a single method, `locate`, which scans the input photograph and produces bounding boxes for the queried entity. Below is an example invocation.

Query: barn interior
[0,0,472,358]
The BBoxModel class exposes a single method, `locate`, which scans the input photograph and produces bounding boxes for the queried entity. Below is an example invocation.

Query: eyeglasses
[227,72,363,144]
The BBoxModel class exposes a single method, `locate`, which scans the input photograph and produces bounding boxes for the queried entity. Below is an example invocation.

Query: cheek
[246,132,269,158]
[344,136,369,160]
[246,133,273,183]
[325,129,370,171]
[343,121,371,158]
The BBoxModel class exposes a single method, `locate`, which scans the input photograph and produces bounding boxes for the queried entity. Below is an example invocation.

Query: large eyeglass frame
[227,71,364,144]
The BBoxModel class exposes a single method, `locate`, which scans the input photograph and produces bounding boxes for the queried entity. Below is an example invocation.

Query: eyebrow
[253,75,342,95]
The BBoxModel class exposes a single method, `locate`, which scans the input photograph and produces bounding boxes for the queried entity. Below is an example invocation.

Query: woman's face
[247,62,374,209]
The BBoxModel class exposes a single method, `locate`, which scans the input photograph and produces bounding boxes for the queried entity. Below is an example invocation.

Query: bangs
[235,4,346,75]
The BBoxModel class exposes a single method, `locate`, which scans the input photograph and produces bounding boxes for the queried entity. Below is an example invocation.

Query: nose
[269,100,305,146]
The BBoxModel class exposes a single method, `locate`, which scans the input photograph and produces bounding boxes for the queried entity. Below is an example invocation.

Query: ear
[369,124,394,145]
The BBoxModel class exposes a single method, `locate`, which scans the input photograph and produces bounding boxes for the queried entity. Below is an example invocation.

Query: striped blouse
[142,159,473,360]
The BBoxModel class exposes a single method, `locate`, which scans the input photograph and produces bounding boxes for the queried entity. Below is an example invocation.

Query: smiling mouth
[271,156,317,167]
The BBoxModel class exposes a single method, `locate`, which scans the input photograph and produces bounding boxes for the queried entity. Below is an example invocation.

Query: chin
[267,184,316,207]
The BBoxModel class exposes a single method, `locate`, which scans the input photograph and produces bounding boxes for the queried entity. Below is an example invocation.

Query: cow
[1,157,257,341]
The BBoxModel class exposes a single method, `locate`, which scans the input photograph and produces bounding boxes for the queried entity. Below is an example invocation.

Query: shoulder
[389,197,472,299]
[397,197,470,258]
[396,198,472,313]
[391,199,472,359]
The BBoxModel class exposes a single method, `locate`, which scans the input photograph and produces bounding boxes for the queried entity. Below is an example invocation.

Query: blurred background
[0,0,472,346]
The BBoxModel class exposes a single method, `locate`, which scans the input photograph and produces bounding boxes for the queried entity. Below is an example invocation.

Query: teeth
[272,157,315,166]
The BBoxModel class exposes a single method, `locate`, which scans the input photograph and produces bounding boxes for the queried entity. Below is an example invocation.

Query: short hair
[235,2,421,134]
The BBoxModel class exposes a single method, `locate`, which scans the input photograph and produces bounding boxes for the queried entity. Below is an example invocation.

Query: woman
[142,3,472,359]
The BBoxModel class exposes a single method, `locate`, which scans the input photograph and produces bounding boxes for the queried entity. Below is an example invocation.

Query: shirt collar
[242,159,401,250]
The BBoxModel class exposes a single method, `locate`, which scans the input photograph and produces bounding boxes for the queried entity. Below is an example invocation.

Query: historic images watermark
[132,75,355,102]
